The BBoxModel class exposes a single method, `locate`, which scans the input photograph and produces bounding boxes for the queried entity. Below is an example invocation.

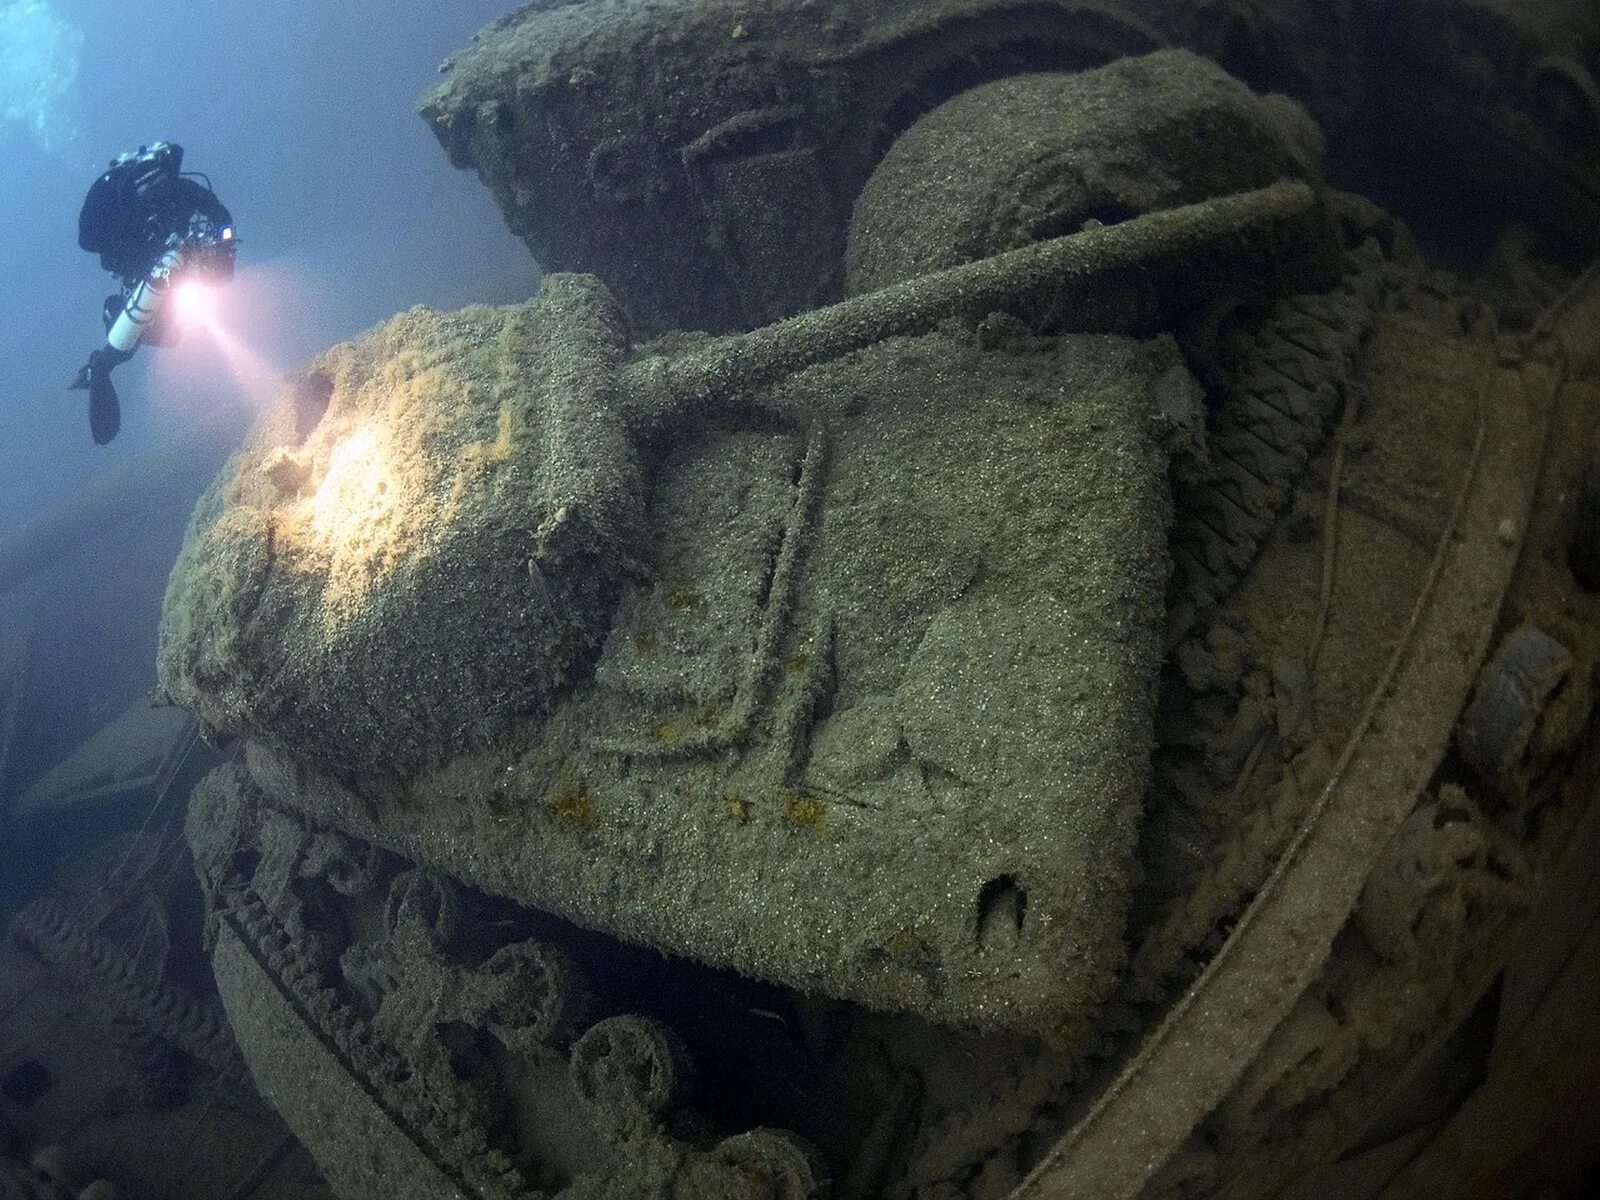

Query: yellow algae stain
[784,794,827,833]
[545,777,593,829]
[665,581,701,612]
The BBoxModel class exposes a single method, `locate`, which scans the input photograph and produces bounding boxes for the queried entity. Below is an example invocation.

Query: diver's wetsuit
[72,144,234,444]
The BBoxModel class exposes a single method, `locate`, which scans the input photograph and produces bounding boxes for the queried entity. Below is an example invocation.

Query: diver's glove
[69,346,133,445]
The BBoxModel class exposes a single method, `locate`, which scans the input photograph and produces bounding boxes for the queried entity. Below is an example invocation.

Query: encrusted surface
[156,276,640,783]
[206,316,1181,1038]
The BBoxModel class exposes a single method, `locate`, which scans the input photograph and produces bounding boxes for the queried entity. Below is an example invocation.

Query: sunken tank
[157,4,1600,1200]
[416,0,1600,334]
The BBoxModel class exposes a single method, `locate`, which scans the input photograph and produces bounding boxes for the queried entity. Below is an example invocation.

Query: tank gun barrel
[619,180,1327,429]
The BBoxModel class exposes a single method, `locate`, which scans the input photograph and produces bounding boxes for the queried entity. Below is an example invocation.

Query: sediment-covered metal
[420,0,1600,334]
[159,108,1339,1038]
[146,8,1600,1199]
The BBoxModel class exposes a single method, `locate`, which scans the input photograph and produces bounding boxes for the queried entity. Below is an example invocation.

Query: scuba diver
[70,142,237,444]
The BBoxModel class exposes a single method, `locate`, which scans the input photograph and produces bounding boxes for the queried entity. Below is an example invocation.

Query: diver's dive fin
[70,347,130,444]
[88,374,120,444]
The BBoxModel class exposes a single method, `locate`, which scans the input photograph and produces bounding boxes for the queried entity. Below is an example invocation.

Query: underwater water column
[0,0,81,151]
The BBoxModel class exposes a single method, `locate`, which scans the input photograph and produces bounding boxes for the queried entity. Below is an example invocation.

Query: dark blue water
[0,0,539,801]
[1,0,537,540]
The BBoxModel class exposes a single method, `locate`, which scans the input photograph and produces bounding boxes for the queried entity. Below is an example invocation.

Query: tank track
[1167,241,1387,650]
[9,896,249,1090]
[213,852,832,1200]
[217,888,537,1200]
